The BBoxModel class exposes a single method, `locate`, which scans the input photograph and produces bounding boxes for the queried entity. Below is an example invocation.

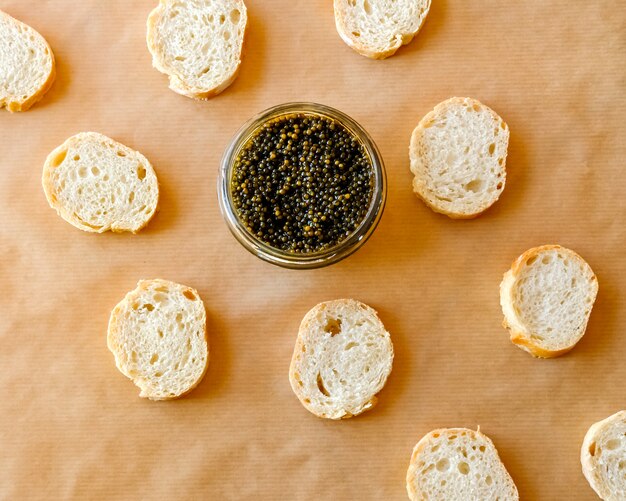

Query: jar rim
[218,102,386,269]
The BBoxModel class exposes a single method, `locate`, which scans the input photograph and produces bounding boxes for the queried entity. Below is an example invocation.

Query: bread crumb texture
[410,97,509,218]
[0,9,55,111]
[147,0,247,99]
[500,245,598,358]
[42,132,159,234]
[406,428,519,501]
[107,279,208,400]
[581,411,626,501]
[289,299,393,419]
[334,0,431,59]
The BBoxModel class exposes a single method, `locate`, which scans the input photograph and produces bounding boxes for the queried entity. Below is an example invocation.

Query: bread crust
[333,0,431,59]
[146,0,248,100]
[499,245,598,358]
[42,132,160,234]
[410,97,509,219]
[581,411,626,500]
[0,10,56,112]
[107,279,209,401]
[288,299,393,419]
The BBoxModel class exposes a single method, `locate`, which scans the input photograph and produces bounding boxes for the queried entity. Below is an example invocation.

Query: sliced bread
[42,132,159,234]
[334,0,431,59]
[147,0,247,99]
[406,428,519,501]
[410,97,509,218]
[0,9,55,112]
[107,279,208,400]
[500,245,598,358]
[289,299,393,419]
[581,411,626,501]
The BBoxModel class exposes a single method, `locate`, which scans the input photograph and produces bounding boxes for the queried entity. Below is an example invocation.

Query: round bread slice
[500,245,598,358]
[42,132,159,234]
[146,0,248,99]
[289,299,393,419]
[0,9,55,112]
[581,411,626,501]
[107,279,208,401]
[333,0,431,59]
[406,428,519,501]
[410,97,509,218]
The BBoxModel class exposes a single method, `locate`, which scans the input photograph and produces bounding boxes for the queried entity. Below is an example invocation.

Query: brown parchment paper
[1,0,625,499]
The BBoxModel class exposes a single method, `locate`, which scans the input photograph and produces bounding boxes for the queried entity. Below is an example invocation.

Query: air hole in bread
[344,342,358,350]
[458,462,470,474]
[436,458,450,472]
[619,460,625,470]
[589,441,596,456]
[51,150,67,168]
[464,179,484,193]
[143,303,155,312]
[183,289,197,301]
[435,195,452,202]
[352,31,361,38]
[496,182,503,190]
[363,0,372,14]
[526,256,538,266]
[128,192,135,203]
[73,155,80,162]
[448,435,457,441]
[541,255,551,265]
[607,439,621,450]
[200,66,212,75]
[131,351,137,362]
[78,166,88,178]
[158,330,164,338]
[316,373,330,397]
[303,398,310,404]
[116,150,126,157]
[472,104,481,112]
[230,9,241,23]
[91,167,100,176]
[219,14,226,24]
[324,318,342,336]
[223,31,231,41]
[150,354,159,364]
[488,143,496,155]
[155,371,163,377]
[137,165,147,180]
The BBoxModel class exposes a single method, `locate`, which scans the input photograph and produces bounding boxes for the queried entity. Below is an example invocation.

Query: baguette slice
[0,9,55,112]
[147,0,247,99]
[406,428,519,501]
[581,411,626,501]
[500,245,598,358]
[107,279,208,401]
[42,132,159,234]
[289,299,393,419]
[334,0,431,59]
[410,97,509,218]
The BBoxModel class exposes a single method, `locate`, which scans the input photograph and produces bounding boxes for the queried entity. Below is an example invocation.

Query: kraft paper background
[1,1,624,499]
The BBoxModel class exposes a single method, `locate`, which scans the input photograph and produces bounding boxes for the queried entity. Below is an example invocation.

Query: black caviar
[231,113,374,253]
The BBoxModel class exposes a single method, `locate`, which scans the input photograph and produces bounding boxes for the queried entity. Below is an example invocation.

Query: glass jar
[218,102,386,269]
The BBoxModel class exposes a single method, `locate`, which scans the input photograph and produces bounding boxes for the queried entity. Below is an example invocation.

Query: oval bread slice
[334,0,431,59]
[289,299,393,419]
[581,411,626,501]
[406,428,519,501]
[499,245,598,358]
[107,279,208,401]
[0,9,55,112]
[410,97,509,218]
[42,132,159,234]
[147,0,248,99]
